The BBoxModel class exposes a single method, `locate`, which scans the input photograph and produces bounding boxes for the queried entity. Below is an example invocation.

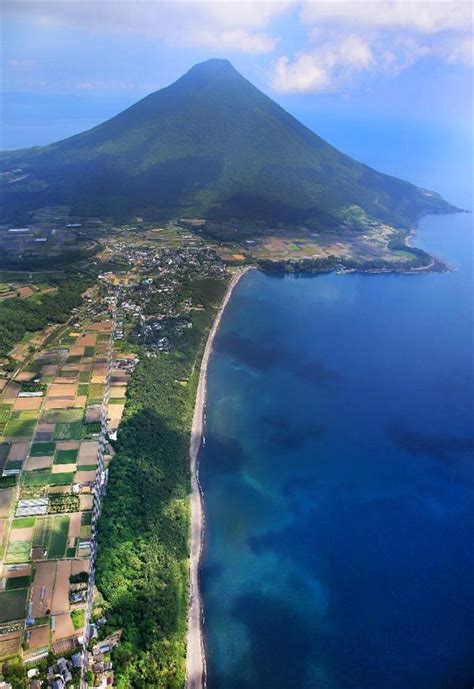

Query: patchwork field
[0,302,135,664]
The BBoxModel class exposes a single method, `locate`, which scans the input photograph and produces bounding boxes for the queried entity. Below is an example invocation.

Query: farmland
[0,276,135,687]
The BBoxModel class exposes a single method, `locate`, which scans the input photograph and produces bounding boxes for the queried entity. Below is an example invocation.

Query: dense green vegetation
[257,242,439,274]
[0,60,454,229]
[96,277,227,688]
[0,277,89,358]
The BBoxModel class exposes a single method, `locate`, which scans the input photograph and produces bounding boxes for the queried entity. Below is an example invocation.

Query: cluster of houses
[104,248,227,351]
[46,653,81,687]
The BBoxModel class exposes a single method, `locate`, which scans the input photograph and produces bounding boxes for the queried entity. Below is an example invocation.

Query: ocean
[200,136,473,688]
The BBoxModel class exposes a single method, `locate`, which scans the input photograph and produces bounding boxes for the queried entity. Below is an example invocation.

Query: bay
[200,167,473,687]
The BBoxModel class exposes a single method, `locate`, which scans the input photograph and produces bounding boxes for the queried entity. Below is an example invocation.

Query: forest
[96,277,227,688]
[0,277,89,359]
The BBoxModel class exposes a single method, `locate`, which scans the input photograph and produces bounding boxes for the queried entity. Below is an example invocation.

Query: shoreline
[185,266,252,689]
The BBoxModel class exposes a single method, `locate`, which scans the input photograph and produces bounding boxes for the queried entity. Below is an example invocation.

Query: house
[71,653,82,669]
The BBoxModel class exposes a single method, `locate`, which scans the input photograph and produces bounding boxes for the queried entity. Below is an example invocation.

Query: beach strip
[185,267,251,689]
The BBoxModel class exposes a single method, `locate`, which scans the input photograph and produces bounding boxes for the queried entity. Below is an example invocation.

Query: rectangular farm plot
[48,515,70,558]
[0,488,15,517]
[51,463,76,474]
[75,469,96,484]
[0,519,6,555]
[77,441,98,466]
[34,423,55,441]
[8,442,30,461]
[54,422,83,441]
[6,538,31,563]
[25,455,52,471]
[85,406,101,424]
[68,512,82,540]
[41,364,59,376]
[13,397,42,411]
[9,526,34,542]
[109,385,127,397]
[12,516,36,529]
[6,575,31,590]
[32,561,56,616]
[108,404,125,429]
[3,382,21,400]
[79,494,93,510]
[43,399,75,411]
[31,442,56,456]
[79,334,97,347]
[24,470,74,488]
[48,384,77,399]
[51,559,72,614]
[32,516,51,552]
[3,418,36,438]
[27,624,50,651]
[0,589,28,623]
[54,449,78,465]
[52,611,75,642]
[0,630,22,659]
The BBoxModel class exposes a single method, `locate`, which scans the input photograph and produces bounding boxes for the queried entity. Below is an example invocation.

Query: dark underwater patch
[218,332,341,389]
[262,413,327,450]
[389,423,474,462]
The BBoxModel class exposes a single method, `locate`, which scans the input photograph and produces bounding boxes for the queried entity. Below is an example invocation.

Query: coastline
[185,266,252,689]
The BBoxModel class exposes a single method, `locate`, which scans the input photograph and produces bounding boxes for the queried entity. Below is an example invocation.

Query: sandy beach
[185,266,251,689]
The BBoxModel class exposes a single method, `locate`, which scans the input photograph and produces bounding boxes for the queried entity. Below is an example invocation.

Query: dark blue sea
[200,133,473,688]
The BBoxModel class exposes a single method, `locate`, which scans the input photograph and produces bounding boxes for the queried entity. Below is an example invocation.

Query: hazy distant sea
[200,134,473,688]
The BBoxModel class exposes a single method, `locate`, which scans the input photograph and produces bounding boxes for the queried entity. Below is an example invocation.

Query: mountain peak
[178,57,241,82]
[0,60,453,228]
[187,58,236,74]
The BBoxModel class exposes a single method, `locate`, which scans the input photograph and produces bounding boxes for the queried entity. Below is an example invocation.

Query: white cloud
[187,28,278,54]
[3,0,290,54]
[272,35,374,92]
[272,0,472,92]
[273,54,330,92]
[300,1,472,35]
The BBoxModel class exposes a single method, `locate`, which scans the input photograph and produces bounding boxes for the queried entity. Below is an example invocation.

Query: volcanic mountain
[1,58,454,227]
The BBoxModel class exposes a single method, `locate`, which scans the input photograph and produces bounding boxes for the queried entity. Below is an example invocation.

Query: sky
[1,0,473,188]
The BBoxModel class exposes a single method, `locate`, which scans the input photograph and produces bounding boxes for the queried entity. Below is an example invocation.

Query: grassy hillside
[1,59,454,227]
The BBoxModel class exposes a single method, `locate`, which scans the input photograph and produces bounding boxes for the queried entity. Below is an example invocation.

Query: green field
[6,575,31,590]
[54,449,78,464]
[33,517,51,549]
[89,384,104,398]
[6,460,22,471]
[84,346,95,357]
[23,470,74,487]
[3,419,36,437]
[78,371,91,382]
[48,515,70,557]
[54,422,83,441]
[0,405,12,423]
[71,608,85,630]
[31,442,56,456]
[12,516,36,529]
[0,589,28,623]
[6,540,31,564]
[12,410,39,421]
[81,511,92,526]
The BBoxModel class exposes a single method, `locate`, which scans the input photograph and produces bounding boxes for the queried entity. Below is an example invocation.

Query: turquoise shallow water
[200,204,473,688]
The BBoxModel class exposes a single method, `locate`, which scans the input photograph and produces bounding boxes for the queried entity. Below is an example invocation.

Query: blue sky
[2,1,473,161]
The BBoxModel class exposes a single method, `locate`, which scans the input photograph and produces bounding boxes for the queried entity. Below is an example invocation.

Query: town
[0,223,229,688]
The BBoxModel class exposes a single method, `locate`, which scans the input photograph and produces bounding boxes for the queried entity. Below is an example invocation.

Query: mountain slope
[0,59,455,227]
